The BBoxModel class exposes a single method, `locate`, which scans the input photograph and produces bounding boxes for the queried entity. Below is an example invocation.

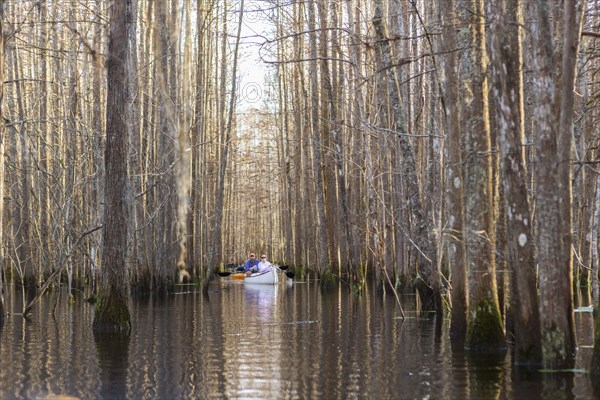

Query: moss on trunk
[93,294,131,335]
[541,327,574,369]
[465,298,506,351]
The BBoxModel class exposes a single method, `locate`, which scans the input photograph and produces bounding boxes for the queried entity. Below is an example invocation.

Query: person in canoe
[257,255,273,273]
[244,253,260,276]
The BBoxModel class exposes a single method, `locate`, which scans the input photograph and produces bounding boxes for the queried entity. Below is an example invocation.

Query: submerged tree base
[465,298,506,351]
[93,295,131,335]
[541,327,575,369]
[319,269,337,290]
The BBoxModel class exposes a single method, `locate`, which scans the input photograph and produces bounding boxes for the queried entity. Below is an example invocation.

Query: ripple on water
[1,284,598,399]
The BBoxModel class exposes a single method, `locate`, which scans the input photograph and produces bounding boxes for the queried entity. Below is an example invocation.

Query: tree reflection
[541,374,574,400]
[466,350,507,399]
[94,333,130,400]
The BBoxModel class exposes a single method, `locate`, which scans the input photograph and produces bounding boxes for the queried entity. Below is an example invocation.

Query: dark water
[0,279,597,399]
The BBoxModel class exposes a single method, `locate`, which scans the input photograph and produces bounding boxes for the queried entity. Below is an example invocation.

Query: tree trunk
[439,0,467,342]
[192,0,209,279]
[10,45,33,289]
[154,0,178,295]
[372,0,440,310]
[206,0,245,290]
[591,173,600,379]
[36,0,51,286]
[308,0,330,279]
[174,0,192,284]
[127,0,141,290]
[345,0,365,280]
[459,0,505,351]
[91,0,105,296]
[532,0,579,369]
[292,0,305,270]
[93,0,132,334]
[489,0,541,365]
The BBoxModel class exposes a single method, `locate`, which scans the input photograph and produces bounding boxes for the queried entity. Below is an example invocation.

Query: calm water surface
[0,279,597,399]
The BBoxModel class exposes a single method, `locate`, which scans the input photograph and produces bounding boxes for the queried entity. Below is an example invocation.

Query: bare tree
[458,0,505,350]
[308,0,330,279]
[153,0,178,295]
[205,0,245,289]
[532,0,581,369]
[92,0,132,334]
[372,0,440,310]
[592,172,600,380]
[439,0,467,341]
[489,0,541,365]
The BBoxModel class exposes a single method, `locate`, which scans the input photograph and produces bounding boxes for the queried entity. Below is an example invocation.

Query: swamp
[1,0,600,399]
[1,280,597,399]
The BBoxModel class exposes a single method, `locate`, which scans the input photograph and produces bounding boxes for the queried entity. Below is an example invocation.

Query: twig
[382,265,405,319]
[22,225,103,317]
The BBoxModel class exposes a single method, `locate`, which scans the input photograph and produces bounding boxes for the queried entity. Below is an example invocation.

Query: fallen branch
[382,265,406,320]
[22,225,103,317]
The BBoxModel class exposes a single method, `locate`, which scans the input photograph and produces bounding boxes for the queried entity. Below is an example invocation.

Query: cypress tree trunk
[308,0,330,278]
[532,0,580,369]
[591,173,600,380]
[204,0,245,291]
[440,0,467,342]
[154,0,177,295]
[459,0,505,351]
[489,0,541,365]
[93,0,132,335]
[372,0,440,310]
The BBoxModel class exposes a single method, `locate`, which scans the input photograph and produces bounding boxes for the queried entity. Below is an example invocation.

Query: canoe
[244,268,279,285]
[231,272,245,280]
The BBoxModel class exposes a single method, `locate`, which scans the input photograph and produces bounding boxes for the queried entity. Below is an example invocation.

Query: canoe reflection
[219,283,284,397]
[244,283,278,323]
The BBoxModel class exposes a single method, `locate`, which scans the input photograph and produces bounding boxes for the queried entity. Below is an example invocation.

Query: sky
[236,0,275,111]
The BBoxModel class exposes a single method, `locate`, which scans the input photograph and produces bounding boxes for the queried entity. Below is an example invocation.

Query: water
[0,279,597,399]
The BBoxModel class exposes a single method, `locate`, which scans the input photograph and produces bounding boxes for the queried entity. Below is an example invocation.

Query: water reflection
[0,282,597,399]
[218,283,284,398]
[95,333,130,400]
[465,350,507,399]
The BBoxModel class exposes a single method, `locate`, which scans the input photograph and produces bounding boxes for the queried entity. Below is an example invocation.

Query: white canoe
[244,268,279,285]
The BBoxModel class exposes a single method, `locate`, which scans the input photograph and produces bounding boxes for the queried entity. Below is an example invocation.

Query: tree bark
[459,0,506,351]
[91,0,105,296]
[489,0,541,365]
[206,0,245,289]
[532,0,579,369]
[308,0,330,278]
[345,0,365,280]
[154,0,178,295]
[591,173,600,379]
[93,0,132,335]
[439,0,467,342]
[372,0,440,310]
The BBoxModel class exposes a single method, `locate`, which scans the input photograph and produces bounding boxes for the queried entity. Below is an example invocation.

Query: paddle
[217,270,247,277]
[284,271,295,279]
[274,265,294,279]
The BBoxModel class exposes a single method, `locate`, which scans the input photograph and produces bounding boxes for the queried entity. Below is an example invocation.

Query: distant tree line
[0,0,598,375]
